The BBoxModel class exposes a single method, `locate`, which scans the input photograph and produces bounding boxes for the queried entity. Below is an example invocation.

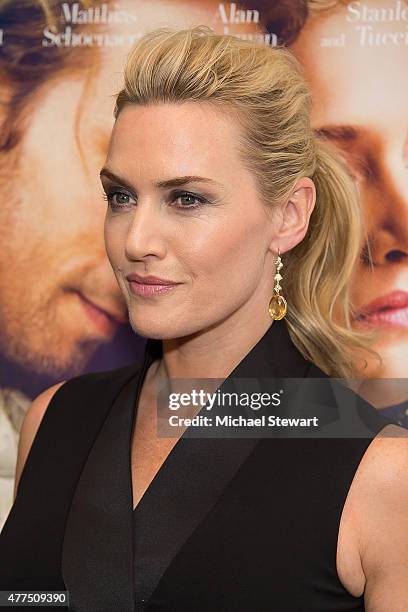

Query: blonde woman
[1,26,407,612]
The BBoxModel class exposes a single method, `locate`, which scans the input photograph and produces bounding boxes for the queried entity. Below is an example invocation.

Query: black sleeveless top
[0,319,394,611]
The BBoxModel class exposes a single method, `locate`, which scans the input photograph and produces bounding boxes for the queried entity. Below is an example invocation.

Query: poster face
[0,0,407,533]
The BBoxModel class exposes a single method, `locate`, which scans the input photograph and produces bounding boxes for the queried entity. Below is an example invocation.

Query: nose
[364,145,408,268]
[124,199,166,262]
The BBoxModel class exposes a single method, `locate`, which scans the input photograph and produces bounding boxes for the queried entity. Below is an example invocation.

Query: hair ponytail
[283,138,382,377]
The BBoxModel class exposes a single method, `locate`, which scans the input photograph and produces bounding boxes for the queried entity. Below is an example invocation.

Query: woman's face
[101,102,279,341]
[290,0,408,377]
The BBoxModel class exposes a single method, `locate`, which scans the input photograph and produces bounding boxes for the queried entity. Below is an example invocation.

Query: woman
[0,0,261,532]
[0,25,407,611]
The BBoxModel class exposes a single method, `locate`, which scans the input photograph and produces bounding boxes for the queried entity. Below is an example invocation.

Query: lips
[354,290,408,329]
[356,290,408,316]
[77,291,127,324]
[125,273,181,299]
[126,273,181,285]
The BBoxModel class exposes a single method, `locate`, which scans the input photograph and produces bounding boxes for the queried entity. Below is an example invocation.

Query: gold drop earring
[268,248,287,320]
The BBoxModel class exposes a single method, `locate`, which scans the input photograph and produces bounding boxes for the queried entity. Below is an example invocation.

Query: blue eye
[102,190,132,210]
[171,191,208,209]
[102,189,208,211]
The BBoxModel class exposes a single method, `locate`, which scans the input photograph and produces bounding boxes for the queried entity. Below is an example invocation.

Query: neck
[154,307,275,383]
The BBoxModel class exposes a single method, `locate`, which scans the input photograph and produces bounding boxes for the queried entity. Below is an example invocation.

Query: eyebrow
[313,124,359,143]
[99,167,224,190]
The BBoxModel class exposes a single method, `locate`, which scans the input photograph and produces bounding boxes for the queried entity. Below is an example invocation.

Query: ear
[268,177,316,255]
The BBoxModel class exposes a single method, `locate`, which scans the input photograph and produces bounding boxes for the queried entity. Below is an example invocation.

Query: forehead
[290,1,408,131]
[105,102,246,185]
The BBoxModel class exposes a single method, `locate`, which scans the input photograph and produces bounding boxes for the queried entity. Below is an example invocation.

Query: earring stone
[268,253,287,320]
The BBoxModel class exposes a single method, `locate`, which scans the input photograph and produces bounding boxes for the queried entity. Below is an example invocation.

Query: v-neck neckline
[129,320,300,514]
[129,346,179,513]
[130,333,169,513]
[128,324,277,513]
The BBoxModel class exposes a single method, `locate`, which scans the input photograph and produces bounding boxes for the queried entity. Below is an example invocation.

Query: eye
[171,190,208,210]
[102,188,209,211]
[102,190,134,210]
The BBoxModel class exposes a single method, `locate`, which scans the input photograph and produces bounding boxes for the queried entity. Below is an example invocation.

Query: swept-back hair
[114,25,382,378]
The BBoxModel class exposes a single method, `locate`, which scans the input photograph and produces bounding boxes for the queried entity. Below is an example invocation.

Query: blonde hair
[114,25,382,378]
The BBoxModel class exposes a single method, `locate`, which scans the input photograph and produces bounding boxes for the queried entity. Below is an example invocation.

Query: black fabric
[0,319,394,611]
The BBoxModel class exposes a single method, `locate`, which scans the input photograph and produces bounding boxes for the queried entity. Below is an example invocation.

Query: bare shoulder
[13,381,66,499]
[351,423,408,610]
[359,422,408,478]
[353,423,408,509]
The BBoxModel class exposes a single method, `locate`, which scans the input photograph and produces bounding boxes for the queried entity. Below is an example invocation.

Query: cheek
[104,218,124,266]
[349,266,373,309]
[180,216,265,291]
[360,191,379,227]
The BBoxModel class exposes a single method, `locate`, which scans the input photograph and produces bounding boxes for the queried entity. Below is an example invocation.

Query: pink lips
[126,273,182,298]
[75,290,127,337]
[355,290,408,329]
[126,273,180,285]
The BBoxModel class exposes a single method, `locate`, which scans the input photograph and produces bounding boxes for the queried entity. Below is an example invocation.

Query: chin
[129,315,204,342]
[129,316,175,340]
